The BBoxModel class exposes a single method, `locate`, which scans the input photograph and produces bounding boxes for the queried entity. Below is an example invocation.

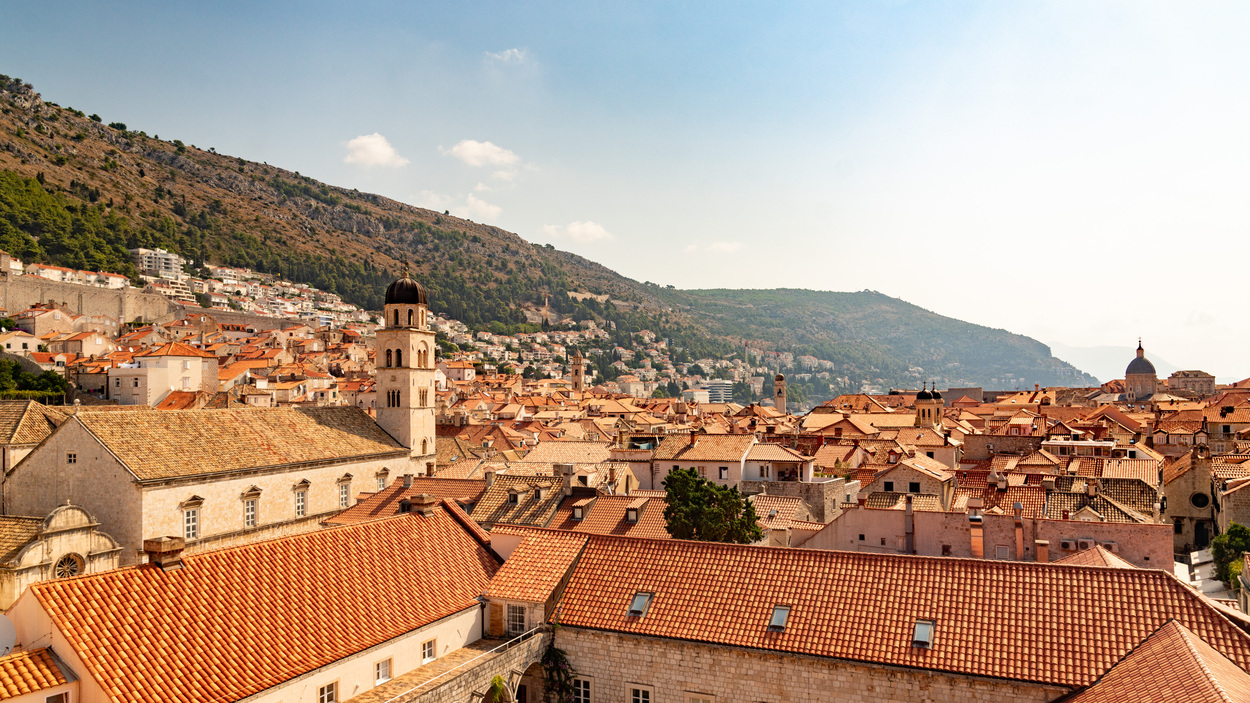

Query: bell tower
[376,267,437,473]
[774,374,787,412]
[570,350,587,392]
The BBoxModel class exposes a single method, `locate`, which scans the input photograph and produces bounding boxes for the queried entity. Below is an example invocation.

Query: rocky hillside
[0,75,1094,391]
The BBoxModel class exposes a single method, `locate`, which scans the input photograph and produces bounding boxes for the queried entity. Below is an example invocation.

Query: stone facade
[556,627,1066,703]
[0,504,121,609]
[1163,446,1216,552]
[739,477,859,522]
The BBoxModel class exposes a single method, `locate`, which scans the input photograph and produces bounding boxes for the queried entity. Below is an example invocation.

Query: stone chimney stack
[1035,539,1049,563]
[411,493,439,517]
[556,462,576,495]
[403,474,414,488]
[143,536,186,571]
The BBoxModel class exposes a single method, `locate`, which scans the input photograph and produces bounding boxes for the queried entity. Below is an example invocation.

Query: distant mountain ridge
[0,75,1094,392]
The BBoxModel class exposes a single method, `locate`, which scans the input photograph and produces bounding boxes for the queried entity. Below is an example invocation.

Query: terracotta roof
[67,407,405,482]
[0,647,71,699]
[28,510,499,703]
[482,527,588,602]
[0,516,42,564]
[0,401,65,446]
[746,444,811,462]
[470,475,564,527]
[1054,545,1138,569]
[519,440,611,465]
[1065,620,1250,702]
[556,537,1250,689]
[324,478,489,527]
[863,492,946,512]
[548,494,671,539]
[136,341,216,359]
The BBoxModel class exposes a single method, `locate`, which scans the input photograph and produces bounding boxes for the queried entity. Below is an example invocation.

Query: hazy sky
[4,2,1248,377]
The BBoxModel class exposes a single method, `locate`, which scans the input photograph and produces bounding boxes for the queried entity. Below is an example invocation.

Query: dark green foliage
[542,644,577,703]
[108,122,126,131]
[88,114,101,122]
[663,467,763,544]
[1212,523,1250,584]
[0,358,68,394]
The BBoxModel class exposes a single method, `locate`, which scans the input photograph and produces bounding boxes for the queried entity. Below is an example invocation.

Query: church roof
[384,273,427,306]
[1127,356,1157,376]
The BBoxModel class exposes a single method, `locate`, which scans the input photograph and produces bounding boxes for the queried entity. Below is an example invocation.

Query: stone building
[1169,369,1217,396]
[375,270,438,472]
[0,503,120,608]
[105,341,219,406]
[3,406,411,563]
[1163,444,1217,551]
[1125,340,1159,402]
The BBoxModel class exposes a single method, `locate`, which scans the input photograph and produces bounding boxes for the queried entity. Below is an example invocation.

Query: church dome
[930,388,942,400]
[916,387,932,401]
[775,374,785,382]
[385,272,427,306]
[1126,356,1156,376]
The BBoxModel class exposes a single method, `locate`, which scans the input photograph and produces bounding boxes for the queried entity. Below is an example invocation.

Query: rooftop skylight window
[768,605,790,632]
[912,619,935,648]
[627,592,652,617]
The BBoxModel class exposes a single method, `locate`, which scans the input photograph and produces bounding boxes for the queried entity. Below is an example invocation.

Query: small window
[628,592,652,617]
[573,679,592,703]
[1174,518,1184,534]
[507,604,527,634]
[913,619,935,648]
[339,483,350,508]
[508,493,519,505]
[884,481,894,492]
[572,506,584,520]
[768,605,790,632]
[941,544,951,556]
[630,686,653,703]
[718,466,728,480]
[296,490,307,517]
[626,508,639,523]
[244,499,257,528]
[375,658,392,685]
[858,533,865,541]
[133,378,139,387]
[318,682,337,703]
[686,695,714,703]
[926,451,934,459]
[422,638,436,664]
[66,452,76,465]
[46,694,69,703]
[995,545,1009,559]
[183,508,199,540]
[909,482,920,493]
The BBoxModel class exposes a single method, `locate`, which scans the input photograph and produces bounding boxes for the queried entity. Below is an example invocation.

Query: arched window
[421,438,428,454]
[408,309,414,326]
[393,310,400,326]
[396,349,403,367]
[385,349,392,367]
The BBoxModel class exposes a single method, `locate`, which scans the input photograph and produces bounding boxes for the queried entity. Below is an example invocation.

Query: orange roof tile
[0,647,70,698]
[556,537,1250,689]
[29,510,499,703]
[547,495,671,539]
[1054,545,1138,569]
[482,527,587,602]
[324,477,488,527]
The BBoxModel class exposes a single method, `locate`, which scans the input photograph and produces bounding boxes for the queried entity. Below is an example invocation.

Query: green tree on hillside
[662,467,762,544]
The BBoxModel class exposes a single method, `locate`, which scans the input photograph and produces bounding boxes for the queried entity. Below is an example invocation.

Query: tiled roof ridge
[1174,620,1238,703]
[441,498,496,552]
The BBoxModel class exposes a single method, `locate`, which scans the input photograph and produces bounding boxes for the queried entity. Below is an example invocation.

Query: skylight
[768,605,790,632]
[912,619,935,648]
[627,592,652,617]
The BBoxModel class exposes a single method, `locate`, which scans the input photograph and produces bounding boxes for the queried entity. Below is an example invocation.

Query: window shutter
[488,602,505,637]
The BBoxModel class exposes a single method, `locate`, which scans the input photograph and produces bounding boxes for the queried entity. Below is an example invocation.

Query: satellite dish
[0,614,15,657]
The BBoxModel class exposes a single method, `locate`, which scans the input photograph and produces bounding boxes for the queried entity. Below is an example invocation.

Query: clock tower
[376,268,437,473]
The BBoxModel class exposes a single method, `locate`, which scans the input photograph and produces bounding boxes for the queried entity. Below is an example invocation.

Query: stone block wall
[401,630,549,703]
[556,627,1066,703]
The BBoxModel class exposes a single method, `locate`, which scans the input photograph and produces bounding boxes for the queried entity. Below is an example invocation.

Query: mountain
[0,75,1095,393]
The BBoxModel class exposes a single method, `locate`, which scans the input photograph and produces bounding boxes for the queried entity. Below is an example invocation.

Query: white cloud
[465,194,501,220]
[543,221,615,243]
[484,48,529,65]
[708,241,743,253]
[445,140,520,168]
[683,244,698,253]
[474,182,493,193]
[343,132,409,168]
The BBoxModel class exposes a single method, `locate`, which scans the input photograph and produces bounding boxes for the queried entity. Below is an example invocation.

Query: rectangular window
[768,605,790,632]
[884,481,894,492]
[133,378,139,387]
[244,499,257,528]
[422,638,436,664]
[909,482,920,493]
[318,683,337,703]
[375,658,392,685]
[378,475,387,491]
[46,693,68,703]
[339,483,350,508]
[572,679,592,703]
[184,508,199,540]
[630,687,653,703]
[66,452,76,465]
[686,695,714,703]
[926,451,935,459]
[718,466,728,480]
[507,603,526,634]
[181,376,191,389]
[296,490,307,517]
[995,545,1009,559]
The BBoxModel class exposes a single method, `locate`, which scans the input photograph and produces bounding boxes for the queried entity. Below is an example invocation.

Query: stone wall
[961,435,1042,462]
[556,627,1066,703]
[400,630,549,703]
[740,477,858,522]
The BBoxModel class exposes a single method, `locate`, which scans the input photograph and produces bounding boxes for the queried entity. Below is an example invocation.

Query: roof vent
[627,592,652,617]
[768,605,790,633]
[912,619,935,648]
[143,536,186,572]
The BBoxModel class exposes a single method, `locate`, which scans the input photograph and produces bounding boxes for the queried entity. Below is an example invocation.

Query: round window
[53,553,84,579]
[1191,492,1210,509]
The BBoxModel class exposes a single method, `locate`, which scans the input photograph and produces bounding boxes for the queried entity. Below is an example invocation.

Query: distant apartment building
[703,378,734,403]
[107,342,219,406]
[1168,370,1216,396]
[129,247,185,279]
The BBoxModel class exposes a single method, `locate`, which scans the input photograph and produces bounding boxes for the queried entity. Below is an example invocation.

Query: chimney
[969,514,984,558]
[1086,480,1096,498]
[904,494,915,554]
[411,493,439,517]
[485,470,495,487]
[403,474,414,488]
[1035,539,1049,563]
[556,462,576,495]
[1014,502,1024,560]
[426,461,436,478]
[688,432,698,447]
[996,473,1007,491]
[143,536,186,571]
[1042,477,1056,492]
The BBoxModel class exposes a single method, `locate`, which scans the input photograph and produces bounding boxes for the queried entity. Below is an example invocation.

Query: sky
[3,2,1249,378]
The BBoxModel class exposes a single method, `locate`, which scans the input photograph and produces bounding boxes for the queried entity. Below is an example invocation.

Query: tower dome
[385,270,427,306]
[916,383,932,401]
